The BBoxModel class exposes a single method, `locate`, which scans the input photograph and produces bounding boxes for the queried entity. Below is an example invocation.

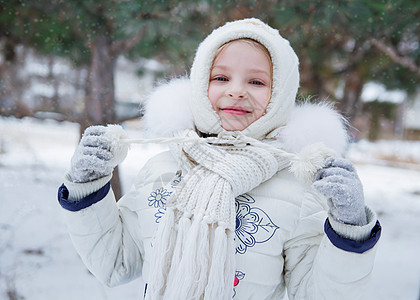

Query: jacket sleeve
[58,181,146,287]
[283,189,381,300]
[58,151,177,287]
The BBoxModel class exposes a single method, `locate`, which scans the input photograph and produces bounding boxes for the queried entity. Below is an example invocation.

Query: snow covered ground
[1,116,419,300]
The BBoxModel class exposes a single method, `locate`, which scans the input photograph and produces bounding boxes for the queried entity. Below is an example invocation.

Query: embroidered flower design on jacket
[154,207,167,223]
[148,187,172,223]
[149,174,182,223]
[147,187,172,223]
[148,187,172,208]
[235,194,279,254]
[233,270,245,298]
[171,171,183,189]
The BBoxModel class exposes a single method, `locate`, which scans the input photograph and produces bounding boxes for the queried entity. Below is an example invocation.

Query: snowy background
[1,116,420,300]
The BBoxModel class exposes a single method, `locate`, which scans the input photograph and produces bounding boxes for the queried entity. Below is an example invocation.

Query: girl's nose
[227,82,247,99]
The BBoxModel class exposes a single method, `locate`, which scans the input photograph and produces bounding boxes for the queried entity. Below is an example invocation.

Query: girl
[58,18,381,299]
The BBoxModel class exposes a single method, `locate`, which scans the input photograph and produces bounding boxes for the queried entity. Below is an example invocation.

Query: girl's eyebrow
[212,65,270,77]
[211,65,229,71]
[248,68,271,77]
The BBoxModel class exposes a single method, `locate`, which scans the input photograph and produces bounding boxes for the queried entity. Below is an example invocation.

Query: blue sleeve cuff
[324,219,381,253]
[58,182,111,212]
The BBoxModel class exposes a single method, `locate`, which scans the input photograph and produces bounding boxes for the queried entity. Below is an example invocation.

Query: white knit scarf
[140,129,334,300]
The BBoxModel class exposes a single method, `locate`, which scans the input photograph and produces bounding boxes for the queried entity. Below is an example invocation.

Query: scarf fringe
[146,208,176,299]
[196,220,211,295]
[204,225,235,300]
[165,214,204,299]
[149,212,235,300]
[166,215,191,282]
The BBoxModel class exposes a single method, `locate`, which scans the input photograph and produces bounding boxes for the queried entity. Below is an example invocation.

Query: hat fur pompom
[289,142,336,186]
[143,78,194,138]
[104,124,129,166]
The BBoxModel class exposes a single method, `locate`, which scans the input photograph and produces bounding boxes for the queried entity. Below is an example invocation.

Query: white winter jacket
[59,102,381,300]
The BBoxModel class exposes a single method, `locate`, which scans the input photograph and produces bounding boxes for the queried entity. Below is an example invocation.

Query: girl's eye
[215,77,228,81]
[250,80,264,86]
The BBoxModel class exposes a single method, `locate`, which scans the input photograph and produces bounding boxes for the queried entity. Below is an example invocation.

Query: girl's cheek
[207,85,219,107]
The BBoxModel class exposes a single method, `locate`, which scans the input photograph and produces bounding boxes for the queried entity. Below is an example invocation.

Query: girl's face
[208,40,272,131]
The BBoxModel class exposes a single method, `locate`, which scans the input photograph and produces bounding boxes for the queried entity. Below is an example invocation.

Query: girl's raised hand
[69,125,128,183]
[313,157,367,226]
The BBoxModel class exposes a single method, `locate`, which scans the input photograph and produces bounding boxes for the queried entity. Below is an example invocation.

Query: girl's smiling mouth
[221,106,251,115]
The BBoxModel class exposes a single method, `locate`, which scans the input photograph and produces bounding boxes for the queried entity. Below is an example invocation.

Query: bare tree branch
[369,38,420,75]
[109,8,175,56]
[110,25,147,56]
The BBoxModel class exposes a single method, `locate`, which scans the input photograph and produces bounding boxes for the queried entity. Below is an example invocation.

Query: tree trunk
[299,52,329,99]
[81,33,123,200]
[339,69,364,123]
[0,40,29,118]
[395,100,407,139]
[47,55,60,112]
[85,33,116,126]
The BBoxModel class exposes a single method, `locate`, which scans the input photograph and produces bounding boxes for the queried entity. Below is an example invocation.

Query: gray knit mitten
[313,157,367,226]
[69,125,128,183]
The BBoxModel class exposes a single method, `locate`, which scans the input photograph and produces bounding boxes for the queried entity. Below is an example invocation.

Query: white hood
[190,18,300,140]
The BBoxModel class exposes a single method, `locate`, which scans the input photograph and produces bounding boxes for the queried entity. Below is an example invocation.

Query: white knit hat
[190,18,300,140]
